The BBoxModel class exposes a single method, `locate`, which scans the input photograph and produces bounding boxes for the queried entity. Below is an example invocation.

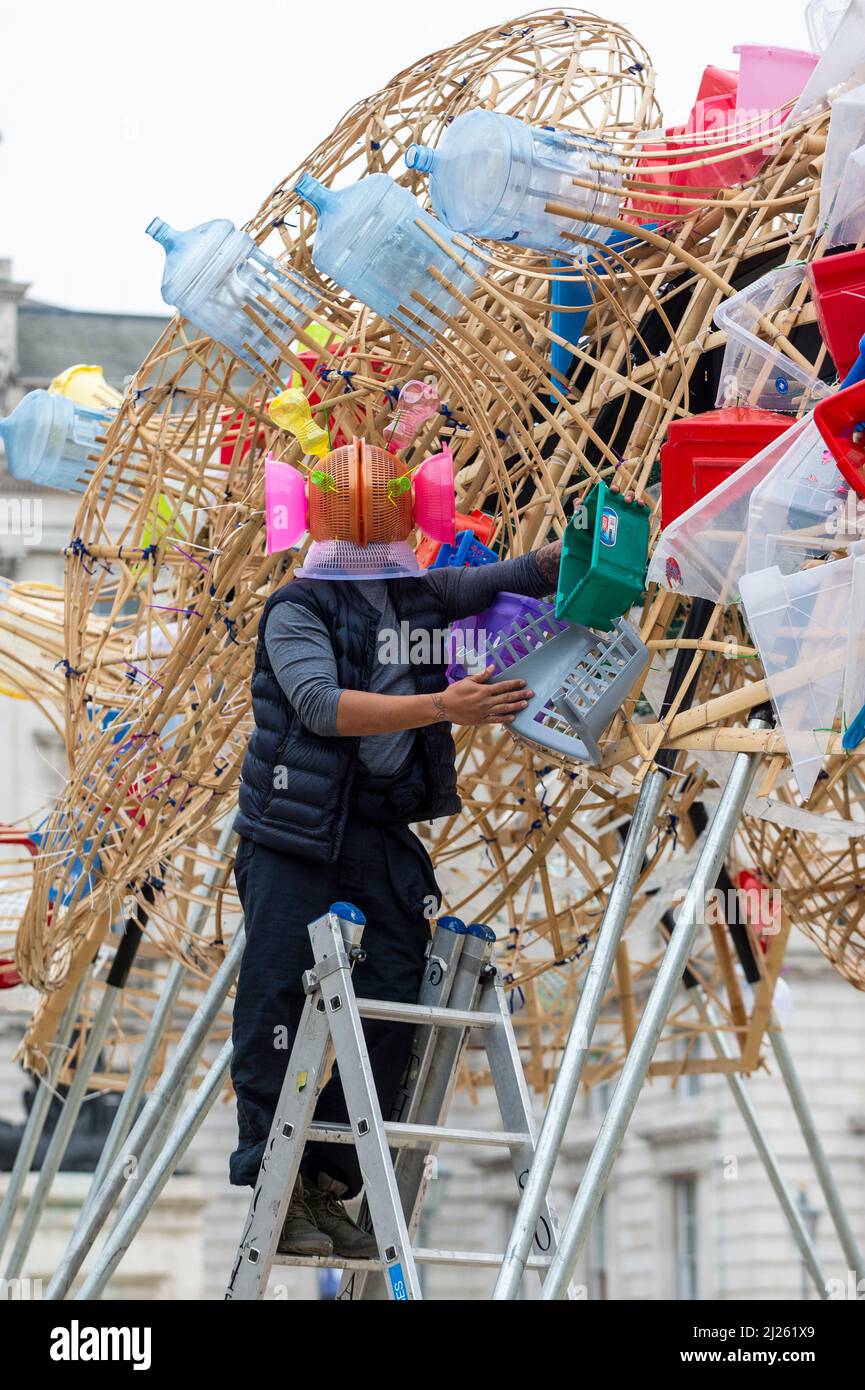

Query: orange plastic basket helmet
[307,438,413,544]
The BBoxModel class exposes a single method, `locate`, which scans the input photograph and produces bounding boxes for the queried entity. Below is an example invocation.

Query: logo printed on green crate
[599,506,618,547]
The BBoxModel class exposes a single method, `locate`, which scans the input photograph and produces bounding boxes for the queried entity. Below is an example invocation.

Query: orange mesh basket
[308,439,413,544]
[361,442,413,543]
[308,443,360,542]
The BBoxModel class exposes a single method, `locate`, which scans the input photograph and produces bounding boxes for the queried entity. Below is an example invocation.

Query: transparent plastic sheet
[746,414,847,574]
[745,792,865,837]
[739,554,856,801]
[649,416,813,603]
[842,552,865,729]
[820,83,865,232]
[792,0,865,119]
[827,143,865,247]
[714,263,833,412]
[807,0,852,53]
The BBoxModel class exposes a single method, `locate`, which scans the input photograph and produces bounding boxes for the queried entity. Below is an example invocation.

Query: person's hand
[434,667,533,727]
[610,477,650,509]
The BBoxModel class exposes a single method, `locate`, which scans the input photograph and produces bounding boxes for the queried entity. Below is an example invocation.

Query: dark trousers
[229,817,439,1196]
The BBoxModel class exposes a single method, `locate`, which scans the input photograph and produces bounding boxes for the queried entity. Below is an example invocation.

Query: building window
[672,1176,699,1300]
[588,1194,608,1300]
[673,1035,702,1098]
[588,1078,613,1118]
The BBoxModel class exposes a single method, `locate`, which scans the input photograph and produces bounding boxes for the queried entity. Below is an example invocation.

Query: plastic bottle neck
[146,218,177,252]
[295,174,335,216]
[405,144,435,174]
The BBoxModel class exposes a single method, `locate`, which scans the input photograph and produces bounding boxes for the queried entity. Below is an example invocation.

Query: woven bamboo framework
[9,9,864,1090]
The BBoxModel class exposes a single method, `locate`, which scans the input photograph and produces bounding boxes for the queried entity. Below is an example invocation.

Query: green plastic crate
[555,481,649,631]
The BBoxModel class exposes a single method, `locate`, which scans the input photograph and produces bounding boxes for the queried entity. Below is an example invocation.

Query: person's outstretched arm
[422,542,561,622]
[427,483,647,621]
[265,603,533,738]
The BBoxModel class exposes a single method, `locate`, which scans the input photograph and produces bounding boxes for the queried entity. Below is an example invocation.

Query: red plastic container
[416,508,496,568]
[660,406,791,527]
[808,248,865,380]
[734,869,778,953]
[0,958,22,989]
[628,66,767,221]
[814,379,865,497]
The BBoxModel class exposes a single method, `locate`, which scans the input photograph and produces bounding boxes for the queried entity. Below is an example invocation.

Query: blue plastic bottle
[146,217,317,369]
[295,173,485,343]
[406,110,622,255]
[0,390,111,491]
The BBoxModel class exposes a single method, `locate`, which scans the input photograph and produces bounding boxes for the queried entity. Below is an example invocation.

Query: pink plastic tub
[413,444,456,545]
[265,454,308,554]
[733,44,819,116]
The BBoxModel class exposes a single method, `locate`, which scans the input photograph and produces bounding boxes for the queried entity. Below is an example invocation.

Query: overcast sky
[0,1,812,315]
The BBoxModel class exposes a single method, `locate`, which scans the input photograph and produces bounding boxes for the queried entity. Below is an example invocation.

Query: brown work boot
[277,1175,334,1257]
[304,1172,379,1259]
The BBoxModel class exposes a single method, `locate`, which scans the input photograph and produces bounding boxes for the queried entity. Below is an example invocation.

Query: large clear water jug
[405,109,622,254]
[295,172,485,343]
[0,390,111,491]
[147,216,318,369]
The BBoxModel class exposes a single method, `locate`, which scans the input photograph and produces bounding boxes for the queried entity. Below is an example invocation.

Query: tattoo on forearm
[431,693,448,722]
[534,540,562,588]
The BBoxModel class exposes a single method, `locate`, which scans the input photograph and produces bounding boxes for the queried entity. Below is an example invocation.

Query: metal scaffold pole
[691,992,828,1297]
[76,817,236,1228]
[768,1018,865,1284]
[45,923,245,1301]
[4,911,144,1281]
[0,971,90,1261]
[539,711,772,1300]
[76,1039,234,1300]
[494,600,713,1300]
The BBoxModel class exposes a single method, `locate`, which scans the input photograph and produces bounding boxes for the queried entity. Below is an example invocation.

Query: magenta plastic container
[413,445,456,544]
[265,454,308,554]
[447,592,568,682]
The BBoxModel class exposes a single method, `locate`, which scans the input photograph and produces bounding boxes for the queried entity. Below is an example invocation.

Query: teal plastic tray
[555,481,649,631]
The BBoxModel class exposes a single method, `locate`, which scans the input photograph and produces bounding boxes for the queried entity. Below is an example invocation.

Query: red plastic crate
[814,378,865,497]
[808,247,865,379]
[660,406,791,527]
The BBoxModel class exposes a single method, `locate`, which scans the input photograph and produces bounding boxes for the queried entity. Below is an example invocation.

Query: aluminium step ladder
[225,901,572,1301]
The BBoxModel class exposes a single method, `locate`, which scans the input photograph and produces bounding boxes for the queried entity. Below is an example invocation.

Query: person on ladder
[230,435,635,1260]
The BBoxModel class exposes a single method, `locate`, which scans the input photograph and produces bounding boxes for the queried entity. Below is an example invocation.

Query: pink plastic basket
[265,455,308,554]
[733,44,819,115]
[413,445,456,545]
[447,592,568,682]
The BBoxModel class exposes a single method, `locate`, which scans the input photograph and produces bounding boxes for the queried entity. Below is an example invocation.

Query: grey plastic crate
[488,607,649,764]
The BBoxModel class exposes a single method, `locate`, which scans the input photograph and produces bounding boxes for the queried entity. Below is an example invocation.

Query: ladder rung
[307,1121,530,1149]
[274,1247,553,1271]
[355,999,496,1028]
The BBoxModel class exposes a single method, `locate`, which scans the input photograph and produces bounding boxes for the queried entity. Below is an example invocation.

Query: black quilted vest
[233,578,461,861]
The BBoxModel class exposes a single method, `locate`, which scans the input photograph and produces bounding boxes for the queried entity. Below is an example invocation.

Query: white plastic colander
[295,539,421,580]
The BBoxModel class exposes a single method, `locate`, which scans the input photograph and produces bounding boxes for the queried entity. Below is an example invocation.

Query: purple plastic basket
[447,592,568,682]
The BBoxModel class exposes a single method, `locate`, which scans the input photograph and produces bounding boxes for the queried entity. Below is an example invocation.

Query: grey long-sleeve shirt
[264,553,551,775]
